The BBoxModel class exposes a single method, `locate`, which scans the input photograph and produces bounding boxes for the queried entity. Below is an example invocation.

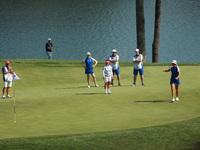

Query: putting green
[0,60,199,140]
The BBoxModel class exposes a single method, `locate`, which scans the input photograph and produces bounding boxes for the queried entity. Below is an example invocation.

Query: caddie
[109,49,121,86]
[132,48,145,86]
[2,61,14,99]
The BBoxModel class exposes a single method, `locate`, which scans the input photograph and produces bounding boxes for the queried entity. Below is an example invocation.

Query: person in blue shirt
[45,38,53,59]
[163,60,181,102]
[81,52,99,88]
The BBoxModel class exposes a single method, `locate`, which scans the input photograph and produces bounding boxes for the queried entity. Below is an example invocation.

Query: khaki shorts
[4,81,12,87]
[104,77,112,83]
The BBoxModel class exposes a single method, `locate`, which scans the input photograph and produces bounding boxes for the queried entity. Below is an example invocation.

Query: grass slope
[0,117,200,150]
[0,59,199,149]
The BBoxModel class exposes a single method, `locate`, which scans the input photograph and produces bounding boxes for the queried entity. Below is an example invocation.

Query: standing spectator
[132,48,145,86]
[163,60,181,102]
[103,60,113,94]
[2,61,14,99]
[81,52,99,88]
[45,38,53,59]
[109,49,121,86]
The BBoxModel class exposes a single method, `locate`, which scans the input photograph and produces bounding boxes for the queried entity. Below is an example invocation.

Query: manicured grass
[0,59,199,149]
[0,117,200,150]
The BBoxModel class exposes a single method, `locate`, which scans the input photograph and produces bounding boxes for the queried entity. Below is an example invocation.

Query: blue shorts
[85,68,94,74]
[113,68,120,75]
[133,67,143,75]
[170,78,180,85]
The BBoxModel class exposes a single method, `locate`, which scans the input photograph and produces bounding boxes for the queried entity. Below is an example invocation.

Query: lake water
[0,0,199,63]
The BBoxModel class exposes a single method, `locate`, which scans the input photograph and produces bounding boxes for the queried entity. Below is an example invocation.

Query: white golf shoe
[171,98,175,103]
[6,95,11,98]
[175,97,179,101]
[88,85,90,88]
[95,85,99,87]
[108,91,112,94]
[2,95,5,99]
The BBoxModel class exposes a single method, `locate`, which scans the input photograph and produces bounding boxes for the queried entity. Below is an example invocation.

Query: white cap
[171,60,177,64]
[111,49,117,53]
[86,52,91,56]
[135,48,139,52]
[48,38,51,41]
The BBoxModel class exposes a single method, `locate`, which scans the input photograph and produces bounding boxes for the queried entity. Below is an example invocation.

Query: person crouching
[103,60,113,94]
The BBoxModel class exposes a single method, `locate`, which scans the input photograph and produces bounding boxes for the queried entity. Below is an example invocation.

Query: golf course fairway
[0,59,199,149]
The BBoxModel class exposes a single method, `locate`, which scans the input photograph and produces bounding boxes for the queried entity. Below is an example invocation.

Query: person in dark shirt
[45,38,53,59]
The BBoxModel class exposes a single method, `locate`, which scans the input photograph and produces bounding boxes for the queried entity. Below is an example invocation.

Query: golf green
[0,60,199,140]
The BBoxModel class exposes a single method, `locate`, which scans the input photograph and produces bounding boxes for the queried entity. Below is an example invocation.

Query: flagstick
[13,74,16,123]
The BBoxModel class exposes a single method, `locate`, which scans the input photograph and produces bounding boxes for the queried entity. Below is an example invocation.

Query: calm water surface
[0,0,199,63]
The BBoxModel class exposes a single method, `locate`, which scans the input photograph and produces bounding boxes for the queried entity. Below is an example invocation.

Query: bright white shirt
[109,54,119,70]
[133,54,143,69]
[102,65,113,77]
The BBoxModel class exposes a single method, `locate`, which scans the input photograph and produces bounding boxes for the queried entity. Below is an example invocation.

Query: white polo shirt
[133,54,143,69]
[109,54,119,70]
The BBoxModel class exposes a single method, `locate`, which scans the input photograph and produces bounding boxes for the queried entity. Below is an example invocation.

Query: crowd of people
[1,40,181,103]
[81,48,181,102]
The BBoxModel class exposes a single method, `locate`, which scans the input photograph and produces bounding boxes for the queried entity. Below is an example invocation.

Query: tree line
[136,0,162,63]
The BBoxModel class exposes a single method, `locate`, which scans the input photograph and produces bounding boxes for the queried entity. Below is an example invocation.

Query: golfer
[81,52,99,88]
[2,61,14,99]
[109,49,121,86]
[132,48,145,86]
[45,38,53,59]
[103,60,113,94]
[163,60,181,102]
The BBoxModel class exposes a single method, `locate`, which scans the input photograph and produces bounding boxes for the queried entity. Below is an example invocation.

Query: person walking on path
[132,48,145,86]
[109,49,121,86]
[81,52,99,88]
[2,61,14,99]
[45,38,53,59]
[103,60,113,94]
[163,60,181,102]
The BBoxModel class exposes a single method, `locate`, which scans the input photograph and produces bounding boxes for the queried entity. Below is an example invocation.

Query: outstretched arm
[163,69,170,72]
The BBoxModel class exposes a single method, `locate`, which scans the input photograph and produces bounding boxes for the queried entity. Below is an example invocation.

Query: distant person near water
[102,60,113,94]
[2,61,14,99]
[109,49,121,86]
[132,48,145,86]
[81,52,99,88]
[45,38,53,59]
[163,60,181,102]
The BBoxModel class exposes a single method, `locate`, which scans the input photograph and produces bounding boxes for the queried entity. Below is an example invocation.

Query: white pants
[4,81,12,87]
[104,77,112,83]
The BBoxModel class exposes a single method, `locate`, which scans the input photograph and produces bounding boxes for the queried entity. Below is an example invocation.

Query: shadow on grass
[134,100,169,103]
[55,86,89,90]
[76,93,105,95]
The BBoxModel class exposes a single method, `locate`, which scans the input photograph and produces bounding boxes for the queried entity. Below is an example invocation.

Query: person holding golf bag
[81,52,99,88]
[103,60,113,94]
[163,60,181,102]
[2,61,14,99]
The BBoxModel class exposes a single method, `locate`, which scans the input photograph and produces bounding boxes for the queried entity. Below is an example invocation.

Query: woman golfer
[102,60,113,94]
[163,60,181,102]
[81,52,99,88]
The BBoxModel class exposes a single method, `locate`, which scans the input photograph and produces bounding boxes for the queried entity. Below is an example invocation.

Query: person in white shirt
[109,49,121,86]
[102,60,113,94]
[2,61,14,99]
[132,49,145,86]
